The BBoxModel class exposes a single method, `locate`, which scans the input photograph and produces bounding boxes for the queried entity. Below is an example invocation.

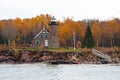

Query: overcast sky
[0,0,120,21]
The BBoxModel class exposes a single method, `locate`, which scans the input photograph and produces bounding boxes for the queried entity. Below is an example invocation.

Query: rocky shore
[0,48,120,64]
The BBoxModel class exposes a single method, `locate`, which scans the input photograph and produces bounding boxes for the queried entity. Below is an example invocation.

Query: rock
[49,60,78,65]
[40,55,52,61]
[0,56,9,62]
[20,53,32,63]
[112,57,120,63]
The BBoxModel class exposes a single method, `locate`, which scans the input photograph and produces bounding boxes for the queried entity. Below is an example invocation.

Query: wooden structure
[92,48,112,63]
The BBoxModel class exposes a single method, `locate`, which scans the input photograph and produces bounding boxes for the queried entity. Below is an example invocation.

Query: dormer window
[39,33,49,38]
[45,34,49,38]
[40,34,43,38]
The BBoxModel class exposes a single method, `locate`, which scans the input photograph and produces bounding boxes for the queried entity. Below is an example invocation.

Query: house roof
[34,27,49,39]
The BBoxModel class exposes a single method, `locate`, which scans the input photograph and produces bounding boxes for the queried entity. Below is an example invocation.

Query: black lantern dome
[49,16,58,25]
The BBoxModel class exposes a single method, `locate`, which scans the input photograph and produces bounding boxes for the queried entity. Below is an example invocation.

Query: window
[40,34,43,38]
[45,34,49,38]
[40,32,49,38]
[36,40,40,46]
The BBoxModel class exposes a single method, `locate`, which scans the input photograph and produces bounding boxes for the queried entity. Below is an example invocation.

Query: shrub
[0,44,10,52]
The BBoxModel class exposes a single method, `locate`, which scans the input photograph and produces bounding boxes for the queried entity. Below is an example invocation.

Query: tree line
[0,14,120,47]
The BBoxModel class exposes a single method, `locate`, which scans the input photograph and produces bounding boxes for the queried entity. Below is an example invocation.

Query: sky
[0,0,120,21]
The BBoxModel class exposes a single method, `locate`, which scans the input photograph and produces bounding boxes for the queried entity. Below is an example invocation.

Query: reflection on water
[0,63,120,80]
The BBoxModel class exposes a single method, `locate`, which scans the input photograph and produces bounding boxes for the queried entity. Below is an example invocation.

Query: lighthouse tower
[49,16,59,48]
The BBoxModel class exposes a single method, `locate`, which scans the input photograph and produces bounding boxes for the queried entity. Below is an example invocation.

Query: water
[0,63,120,80]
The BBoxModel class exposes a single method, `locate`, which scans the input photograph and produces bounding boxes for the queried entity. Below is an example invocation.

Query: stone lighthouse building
[32,17,59,48]
[49,16,59,48]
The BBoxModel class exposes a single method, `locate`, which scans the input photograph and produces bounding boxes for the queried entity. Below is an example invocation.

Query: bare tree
[1,20,18,47]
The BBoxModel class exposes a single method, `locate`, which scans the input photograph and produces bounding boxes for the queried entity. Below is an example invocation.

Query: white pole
[73,32,76,50]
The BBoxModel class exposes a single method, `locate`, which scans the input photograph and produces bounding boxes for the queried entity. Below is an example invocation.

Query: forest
[0,14,120,48]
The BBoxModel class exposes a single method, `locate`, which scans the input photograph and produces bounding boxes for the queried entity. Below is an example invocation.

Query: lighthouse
[49,16,59,48]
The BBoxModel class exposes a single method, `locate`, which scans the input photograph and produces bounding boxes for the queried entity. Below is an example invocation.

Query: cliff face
[0,49,120,64]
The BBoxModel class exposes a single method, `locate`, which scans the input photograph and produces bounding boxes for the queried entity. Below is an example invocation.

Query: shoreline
[0,48,120,64]
[0,62,120,66]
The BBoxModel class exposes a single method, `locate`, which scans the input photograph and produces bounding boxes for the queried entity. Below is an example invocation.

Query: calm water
[0,63,120,80]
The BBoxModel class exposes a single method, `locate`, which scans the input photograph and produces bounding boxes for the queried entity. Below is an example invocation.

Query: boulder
[0,56,9,62]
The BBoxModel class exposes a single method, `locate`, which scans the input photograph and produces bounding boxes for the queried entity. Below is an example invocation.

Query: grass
[17,47,82,52]
[45,48,82,52]
[17,47,39,51]
[0,44,82,52]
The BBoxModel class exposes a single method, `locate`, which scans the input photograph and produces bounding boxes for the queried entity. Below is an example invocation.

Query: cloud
[0,0,120,21]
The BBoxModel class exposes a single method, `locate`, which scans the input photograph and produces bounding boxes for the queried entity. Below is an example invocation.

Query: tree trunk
[110,35,113,47]
[96,35,99,47]
[8,39,11,47]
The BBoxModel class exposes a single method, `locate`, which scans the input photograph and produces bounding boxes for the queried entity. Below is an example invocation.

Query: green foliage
[0,29,5,44]
[45,48,81,52]
[17,47,81,52]
[82,23,94,48]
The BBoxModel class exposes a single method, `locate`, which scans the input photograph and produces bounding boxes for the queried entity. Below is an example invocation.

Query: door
[45,40,48,47]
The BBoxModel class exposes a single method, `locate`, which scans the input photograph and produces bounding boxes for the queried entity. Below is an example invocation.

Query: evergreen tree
[82,23,94,48]
[0,28,4,44]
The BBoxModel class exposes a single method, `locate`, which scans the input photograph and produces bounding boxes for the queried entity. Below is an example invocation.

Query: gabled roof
[34,27,49,39]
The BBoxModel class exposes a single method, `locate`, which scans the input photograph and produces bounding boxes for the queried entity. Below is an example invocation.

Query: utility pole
[73,32,76,50]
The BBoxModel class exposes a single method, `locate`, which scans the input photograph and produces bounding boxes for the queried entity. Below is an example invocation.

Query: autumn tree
[58,24,72,47]
[13,18,23,43]
[92,21,101,47]
[58,18,86,47]
[20,19,31,44]
[0,14,120,48]
[113,19,120,46]
[0,22,4,44]
[108,19,120,47]
[1,20,18,47]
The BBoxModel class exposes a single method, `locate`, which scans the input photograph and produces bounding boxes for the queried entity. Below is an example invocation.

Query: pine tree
[82,23,94,48]
[0,28,4,44]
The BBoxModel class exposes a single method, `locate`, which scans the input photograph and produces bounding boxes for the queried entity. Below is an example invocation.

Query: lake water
[0,63,120,80]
